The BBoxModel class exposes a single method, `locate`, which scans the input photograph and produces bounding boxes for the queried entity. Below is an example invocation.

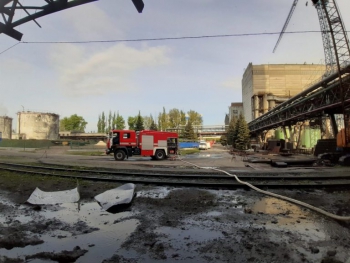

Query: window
[123,133,130,139]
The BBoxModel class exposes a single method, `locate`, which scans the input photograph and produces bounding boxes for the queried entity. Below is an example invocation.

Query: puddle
[154,226,224,260]
[156,225,223,243]
[205,211,223,217]
[184,154,223,159]
[251,197,327,241]
[0,197,139,263]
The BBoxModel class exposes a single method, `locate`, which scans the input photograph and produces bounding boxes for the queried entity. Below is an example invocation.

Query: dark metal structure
[250,0,350,145]
[249,65,350,133]
[0,0,144,41]
[273,0,299,53]
[313,0,350,75]
[166,125,228,137]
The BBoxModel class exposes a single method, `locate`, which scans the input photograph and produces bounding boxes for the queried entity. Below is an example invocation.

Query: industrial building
[17,111,59,140]
[228,102,243,122]
[0,116,13,139]
[242,63,325,123]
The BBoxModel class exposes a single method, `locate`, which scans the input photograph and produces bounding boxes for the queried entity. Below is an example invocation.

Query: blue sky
[1,0,350,132]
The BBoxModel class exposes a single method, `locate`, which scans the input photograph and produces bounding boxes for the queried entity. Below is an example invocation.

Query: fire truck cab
[106,130,178,161]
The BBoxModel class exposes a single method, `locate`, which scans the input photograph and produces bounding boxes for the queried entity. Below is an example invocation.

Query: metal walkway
[249,64,350,134]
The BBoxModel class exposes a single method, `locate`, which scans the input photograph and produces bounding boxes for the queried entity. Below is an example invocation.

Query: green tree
[101,112,106,133]
[128,116,136,130]
[220,135,227,146]
[180,110,186,126]
[60,114,87,132]
[106,111,112,133]
[112,112,117,129]
[168,108,182,128]
[149,120,158,130]
[187,110,203,126]
[143,114,153,130]
[233,114,250,150]
[97,114,102,133]
[226,116,237,146]
[135,111,144,131]
[116,112,125,130]
[182,121,197,141]
[158,107,169,131]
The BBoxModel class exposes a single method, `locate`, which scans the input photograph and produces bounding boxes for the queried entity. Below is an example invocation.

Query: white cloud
[49,43,171,96]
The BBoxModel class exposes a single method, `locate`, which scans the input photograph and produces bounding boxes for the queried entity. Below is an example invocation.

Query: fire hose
[177,156,350,221]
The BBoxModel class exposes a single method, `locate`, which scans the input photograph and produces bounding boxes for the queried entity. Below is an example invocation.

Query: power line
[1,30,348,55]
[0,42,20,55]
[20,30,327,44]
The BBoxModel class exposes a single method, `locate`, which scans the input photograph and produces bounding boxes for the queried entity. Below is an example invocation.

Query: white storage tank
[0,116,13,139]
[17,111,59,140]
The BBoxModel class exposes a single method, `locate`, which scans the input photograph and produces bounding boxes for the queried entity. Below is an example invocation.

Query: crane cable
[176,151,350,221]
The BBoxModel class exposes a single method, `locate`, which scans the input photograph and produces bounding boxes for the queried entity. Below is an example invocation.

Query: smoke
[0,103,8,116]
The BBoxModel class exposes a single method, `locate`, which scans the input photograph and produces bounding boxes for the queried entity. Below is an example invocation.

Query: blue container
[179,142,199,149]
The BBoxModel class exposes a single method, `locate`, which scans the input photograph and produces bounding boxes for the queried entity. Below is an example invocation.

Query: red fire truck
[106,130,179,161]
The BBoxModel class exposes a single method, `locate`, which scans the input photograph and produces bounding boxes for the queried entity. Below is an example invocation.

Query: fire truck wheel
[114,150,126,161]
[155,150,166,160]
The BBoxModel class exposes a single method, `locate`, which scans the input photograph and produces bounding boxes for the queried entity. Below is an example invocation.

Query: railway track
[0,162,349,188]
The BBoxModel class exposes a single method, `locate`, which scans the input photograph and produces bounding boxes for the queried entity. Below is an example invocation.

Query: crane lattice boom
[273,0,299,53]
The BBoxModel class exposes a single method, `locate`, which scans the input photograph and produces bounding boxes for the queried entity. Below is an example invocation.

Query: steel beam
[1,0,144,40]
[249,65,350,134]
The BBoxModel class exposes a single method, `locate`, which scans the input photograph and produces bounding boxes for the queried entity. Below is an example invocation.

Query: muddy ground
[0,146,350,263]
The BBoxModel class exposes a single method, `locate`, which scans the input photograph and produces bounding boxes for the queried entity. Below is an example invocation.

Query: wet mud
[0,152,350,262]
[0,184,350,262]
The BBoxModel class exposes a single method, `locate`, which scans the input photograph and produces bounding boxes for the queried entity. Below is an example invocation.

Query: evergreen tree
[226,116,237,146]
[116,112,125,130]
[220,135,227,146]
[232,116,240,148]
[149,120,158,130]
[234,114,250,150]
[135,111,144,131]
[182,121,197,141]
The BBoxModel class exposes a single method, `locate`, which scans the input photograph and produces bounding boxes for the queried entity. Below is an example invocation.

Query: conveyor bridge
[249,64,350,134]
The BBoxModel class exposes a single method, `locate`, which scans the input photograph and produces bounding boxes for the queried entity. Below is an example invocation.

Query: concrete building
[242,63,325,123]
[0,116,13,139]
[228,102,244,122]
[17,111,59,140]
